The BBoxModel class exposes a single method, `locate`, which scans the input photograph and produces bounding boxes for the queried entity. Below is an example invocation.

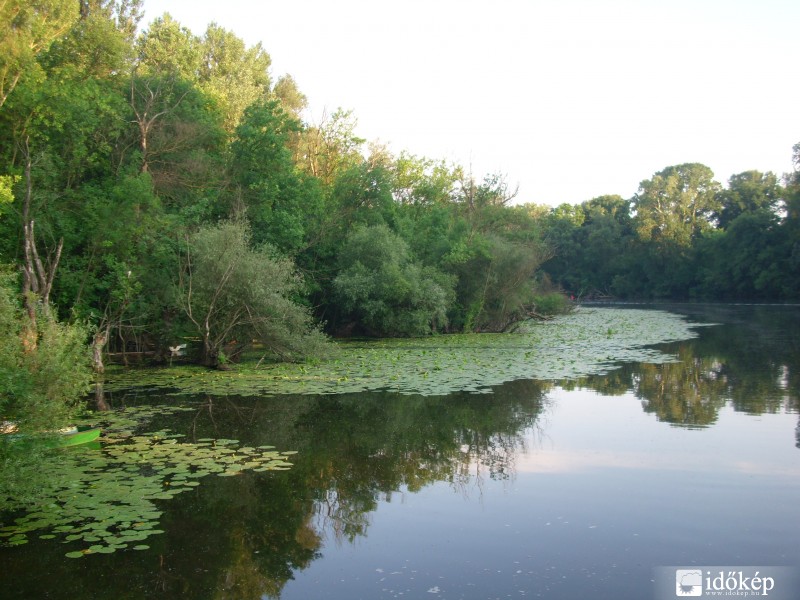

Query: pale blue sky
[141,0,799,206]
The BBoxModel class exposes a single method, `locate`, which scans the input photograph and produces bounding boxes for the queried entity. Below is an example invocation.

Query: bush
[532,292,573,316]
[0,268,92,433]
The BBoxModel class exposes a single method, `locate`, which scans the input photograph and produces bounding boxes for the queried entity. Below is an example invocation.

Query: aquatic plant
[0,405,297,557]
[102,308,708,397]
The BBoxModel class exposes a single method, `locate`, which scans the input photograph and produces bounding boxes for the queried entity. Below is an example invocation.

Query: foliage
[0,2,796,381]
[541,159,800,301]
[0,175,14,216]
[531,291,573,316]
[333,224,455,336]
[229,99,322,252]
[714,170,781,229]
[0,268,91,432]
[177,220,329,368]
[198,23,271,133]
[0,0,78,108]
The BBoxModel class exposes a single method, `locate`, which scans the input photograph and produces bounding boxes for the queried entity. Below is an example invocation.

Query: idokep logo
[675,569,703,596]
[654,566,798,600]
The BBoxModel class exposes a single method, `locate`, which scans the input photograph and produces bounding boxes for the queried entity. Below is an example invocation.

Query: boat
[1,424,101,449]
[45,426,102,448]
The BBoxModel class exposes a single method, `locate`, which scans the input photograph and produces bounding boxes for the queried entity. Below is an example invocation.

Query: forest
[1,1,799,429]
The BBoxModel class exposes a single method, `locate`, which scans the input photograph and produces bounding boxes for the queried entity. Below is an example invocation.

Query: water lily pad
[100,308,705,398]
[1,403,296,555]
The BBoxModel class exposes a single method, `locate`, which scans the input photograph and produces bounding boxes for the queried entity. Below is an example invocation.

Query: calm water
[2,305,799,599]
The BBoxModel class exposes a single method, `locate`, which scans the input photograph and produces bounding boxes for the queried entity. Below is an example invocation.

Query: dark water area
[1,305,799,599]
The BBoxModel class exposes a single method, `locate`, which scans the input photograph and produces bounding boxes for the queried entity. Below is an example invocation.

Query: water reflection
[2,306,800,600]
[563,304,800,428]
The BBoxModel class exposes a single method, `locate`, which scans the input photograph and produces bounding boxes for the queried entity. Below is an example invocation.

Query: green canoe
[1,425,101,449]
[45,426,102,448]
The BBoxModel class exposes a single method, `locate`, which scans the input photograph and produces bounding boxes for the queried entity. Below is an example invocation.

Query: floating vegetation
[0,405,297,557]
[102,308,709,397]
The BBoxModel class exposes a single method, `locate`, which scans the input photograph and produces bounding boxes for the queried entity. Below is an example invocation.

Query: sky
[140,0,800,206]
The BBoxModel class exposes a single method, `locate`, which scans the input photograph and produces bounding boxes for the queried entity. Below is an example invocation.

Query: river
[1,304,798,599]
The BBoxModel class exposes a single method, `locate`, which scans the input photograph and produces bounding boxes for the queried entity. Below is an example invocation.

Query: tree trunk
[92,327,108,374]
[94,381,110,411]
[201,337,220,369]
[20,139,63,352]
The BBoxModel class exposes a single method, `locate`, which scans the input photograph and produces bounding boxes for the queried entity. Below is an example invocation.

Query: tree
[0,0,78,109]
[391,152,458,207]
[19,139,63,346]
[333,224,455,336]
[629,164,721,297]
[0,267,91,432]
[41,0,140,80]
[136,13,200,80]
[272,74,307,118]
[696,209,788,299]
[448,230,552,332]
[296,108,365,186]
[198,23,271,133]
[715,170,781,229]
[128,73,192,174]
[177,220,328,369]
[229,99,323,252]
[632,163,721,248]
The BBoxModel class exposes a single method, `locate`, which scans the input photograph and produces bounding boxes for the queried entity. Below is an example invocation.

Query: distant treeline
[1,2,798,372]
[540,161,800,301]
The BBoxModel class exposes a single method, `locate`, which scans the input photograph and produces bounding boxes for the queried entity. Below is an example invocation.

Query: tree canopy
[0,3,796,408]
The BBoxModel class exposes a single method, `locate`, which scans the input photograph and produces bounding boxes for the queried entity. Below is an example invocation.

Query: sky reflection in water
[280,386,800,600]
[2,305,799,600]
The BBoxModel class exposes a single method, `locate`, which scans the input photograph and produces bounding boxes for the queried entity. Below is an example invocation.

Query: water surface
[1,305,798,599]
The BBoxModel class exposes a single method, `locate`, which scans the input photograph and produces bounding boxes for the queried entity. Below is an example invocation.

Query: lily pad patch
[101,308,707,397]
[0,405,297,557]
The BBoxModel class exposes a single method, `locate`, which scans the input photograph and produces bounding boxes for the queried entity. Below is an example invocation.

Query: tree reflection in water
[3,305,800,599]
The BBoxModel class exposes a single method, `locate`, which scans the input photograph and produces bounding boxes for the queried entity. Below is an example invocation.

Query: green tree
[272,74,307,118]
[296,108,365,186]
[42,0,141,80]
[177,220,328,368]
[198,23,271,133]
[136,13,200,80]
[333,224,455,336]
[631,163,721,297]
[539,203,585,294]
[229,98,323,252]
[696,209,788,299]
[391,152,457,207]
[632,163,721,248]
[715,170,781,229]
[0,0,78,108]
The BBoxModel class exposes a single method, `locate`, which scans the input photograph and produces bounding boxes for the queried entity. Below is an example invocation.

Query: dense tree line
[1,0,797,395]
[539,160,800,300]
[0,0,560,388]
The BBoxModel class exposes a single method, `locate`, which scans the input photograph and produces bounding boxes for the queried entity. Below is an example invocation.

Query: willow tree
[177,220,329,369]
[332,223,455,336]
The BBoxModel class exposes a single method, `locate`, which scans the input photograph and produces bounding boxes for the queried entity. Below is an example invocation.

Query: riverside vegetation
[0,306,705,560]
[0,4,799,461]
